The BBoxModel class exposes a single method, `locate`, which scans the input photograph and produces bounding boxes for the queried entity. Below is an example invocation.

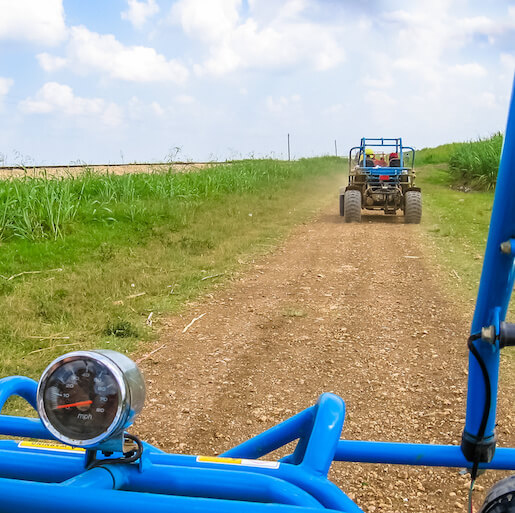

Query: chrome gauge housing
[37,350,145,449]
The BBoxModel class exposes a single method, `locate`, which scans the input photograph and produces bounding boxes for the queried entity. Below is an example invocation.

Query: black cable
[86,433,144,469]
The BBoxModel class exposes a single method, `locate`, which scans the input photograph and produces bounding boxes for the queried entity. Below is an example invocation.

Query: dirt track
[134,205,514,513]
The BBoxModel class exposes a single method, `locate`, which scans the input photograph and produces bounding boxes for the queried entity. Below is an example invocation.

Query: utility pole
[334,140,338,157]
[287,133,291,161]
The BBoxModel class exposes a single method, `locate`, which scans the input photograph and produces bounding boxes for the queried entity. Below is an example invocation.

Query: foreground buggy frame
[340,138,421,223]
[0,81,515,510]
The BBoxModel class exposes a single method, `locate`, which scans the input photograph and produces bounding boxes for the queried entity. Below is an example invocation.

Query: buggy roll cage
[349,137,415,173]
[0,80,514,511]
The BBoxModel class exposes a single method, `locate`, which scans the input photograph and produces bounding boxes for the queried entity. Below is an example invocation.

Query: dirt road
[135,205,514,513]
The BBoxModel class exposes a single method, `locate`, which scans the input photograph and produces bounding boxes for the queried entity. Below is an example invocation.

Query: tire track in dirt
[135,205,514,513]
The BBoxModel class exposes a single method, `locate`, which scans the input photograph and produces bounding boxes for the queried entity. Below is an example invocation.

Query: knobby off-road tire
[339,194,345,216]
[404,190,422,224]
[344,190,361,223]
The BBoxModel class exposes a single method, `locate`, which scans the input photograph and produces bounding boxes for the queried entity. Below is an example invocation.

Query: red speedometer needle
[56,400,93,409]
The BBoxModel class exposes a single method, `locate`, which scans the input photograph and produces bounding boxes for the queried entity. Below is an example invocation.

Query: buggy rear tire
[339,194,344,216]
[404,190,422,224]
[344,190,361,223]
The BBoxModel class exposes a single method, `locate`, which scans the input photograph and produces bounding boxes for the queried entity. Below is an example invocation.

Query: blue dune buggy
[340,138,421,223]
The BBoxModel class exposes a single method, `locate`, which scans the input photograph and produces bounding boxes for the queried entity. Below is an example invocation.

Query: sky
[0,0,514,165]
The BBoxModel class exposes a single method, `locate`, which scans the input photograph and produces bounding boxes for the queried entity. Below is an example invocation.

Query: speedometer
[37,350,145,449]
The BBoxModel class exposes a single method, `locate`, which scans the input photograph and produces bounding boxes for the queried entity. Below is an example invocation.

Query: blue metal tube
[61,467,117,489]
[147,452,362,512]
[0,415,55,439]
[335,440,515,470]
[300,394,345,477]
[222,406,314,459]
[462,75,515,459]
[0,440,84,482]
[0,476,350,513]
[117,463,322,507]
[0,377,38,411]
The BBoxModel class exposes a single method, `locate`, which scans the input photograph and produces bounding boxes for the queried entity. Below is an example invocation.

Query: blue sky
[0,0,514,165]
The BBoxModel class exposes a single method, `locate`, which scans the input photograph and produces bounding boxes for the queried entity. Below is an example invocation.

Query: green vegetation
[417,163,515,370]
[448,133,503,190]
[0,158,344,386]
[417,165,493,291]
[416,142,464,166]
[416,133,503,190]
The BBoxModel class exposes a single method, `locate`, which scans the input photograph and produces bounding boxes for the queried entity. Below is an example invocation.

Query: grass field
[0,158,345,385]
[417,164,515,374]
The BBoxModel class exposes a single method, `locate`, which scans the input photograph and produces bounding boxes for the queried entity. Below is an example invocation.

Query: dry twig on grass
[201,273,225,281]
[182,313,206,333]
[126,292,146,299]
[0,268,63,281]
[26,342,80,356]
[26,335,70,340]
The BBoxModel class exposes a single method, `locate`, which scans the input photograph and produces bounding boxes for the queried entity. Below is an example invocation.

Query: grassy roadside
[0,158,346,389]
[417,164,515,374]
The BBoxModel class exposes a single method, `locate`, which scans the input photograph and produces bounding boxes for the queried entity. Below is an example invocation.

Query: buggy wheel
[404,190,422,224]
[344,190,361,223]
[339,194,344,216]
[478,475,515,513]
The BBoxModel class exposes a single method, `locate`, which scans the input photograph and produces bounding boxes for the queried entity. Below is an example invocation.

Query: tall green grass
[416,142,464,165]
[417,133,503,190]
[448,133,503,190]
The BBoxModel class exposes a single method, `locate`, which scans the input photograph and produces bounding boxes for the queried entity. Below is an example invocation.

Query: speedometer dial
[37,350,145,448]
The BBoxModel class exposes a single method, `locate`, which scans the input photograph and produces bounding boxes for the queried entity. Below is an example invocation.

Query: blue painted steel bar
[61,467,117,489]
[300,394,345,477]
[335,440,515,470]
[0,415,56,440]
[462,75,515,459]
[221,406,314,459]
[0,415,55,440]
[115,464,322,507]
[0,476,348,513]
[0,440,84,482]
[147,452,363,512]
[0,377,38,411]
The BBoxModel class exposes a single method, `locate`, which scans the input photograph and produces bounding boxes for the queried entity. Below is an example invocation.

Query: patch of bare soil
[134,206,514,513]
[0,162,209,179]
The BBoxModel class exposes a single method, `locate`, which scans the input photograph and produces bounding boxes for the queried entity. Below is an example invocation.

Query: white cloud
[171,0,240,42]
[0,76,13,110]
[0,77,13,97]
[501,52,515,71]
[265,94,301,113]
[0,0,67,46]
[362,75,394,90]
[19,82,122,126]
[121,0,160,29]
[172,0,345,76]
[150,101,164,116]
[450,63,487,78]
[175,94,195,104]
[364,90,397,108]
[39,26,189,84]
[37,52,67,72]
[128,96,166,118]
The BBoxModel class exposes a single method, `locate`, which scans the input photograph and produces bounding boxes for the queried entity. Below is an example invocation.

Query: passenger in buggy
[389,152,401,167]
